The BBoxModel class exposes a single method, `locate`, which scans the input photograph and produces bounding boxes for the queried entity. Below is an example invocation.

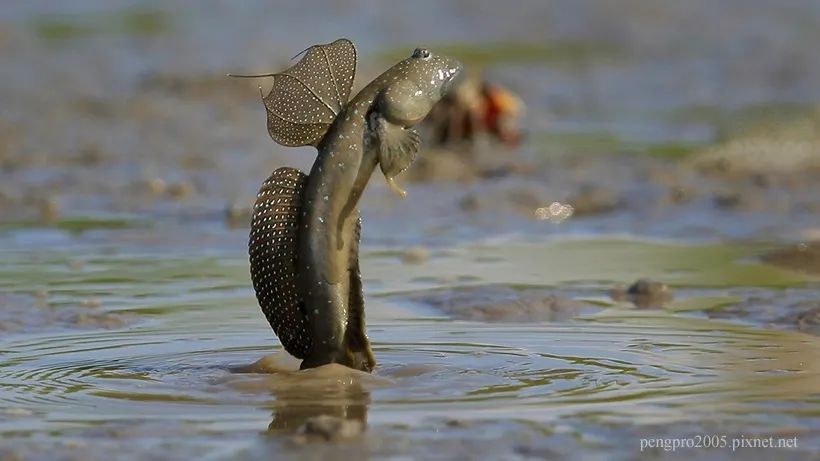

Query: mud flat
[1,1,820,459]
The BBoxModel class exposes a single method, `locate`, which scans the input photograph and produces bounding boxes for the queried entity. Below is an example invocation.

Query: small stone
[40,196,59,224]
[146,177,167,195]
[714,192,742,209]
[667,186,692,205]
[567,186,620,216]
[445,419,472,428]
[762,241,820,274]
[75,143,106,165]
[459,194,481,212]
[401,246,429,265]
[611,279,673,309]
[167,181,194,199]
[34,290,49,308]
[795,307,820,332]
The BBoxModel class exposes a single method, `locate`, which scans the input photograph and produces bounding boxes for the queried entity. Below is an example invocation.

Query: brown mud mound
[707,288,820,336]
[0,294,133,333]
[610,278,674,309]
[762,242,820,275]
[406,285,597,322]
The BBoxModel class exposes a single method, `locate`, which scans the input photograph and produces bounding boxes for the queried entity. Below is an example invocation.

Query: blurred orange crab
[425,77,525,147]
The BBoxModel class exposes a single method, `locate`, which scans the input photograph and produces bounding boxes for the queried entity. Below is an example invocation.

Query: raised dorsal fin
[240,39,357,147]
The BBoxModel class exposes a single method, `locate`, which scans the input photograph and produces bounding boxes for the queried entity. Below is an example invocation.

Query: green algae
[0,217,143,234]
[364,239,815,304]
[531,131,702,159]
[380,41,620,66]
[32,8,170,42]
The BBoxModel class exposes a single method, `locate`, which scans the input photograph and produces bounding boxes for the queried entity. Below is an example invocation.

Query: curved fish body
[246,40,462,372]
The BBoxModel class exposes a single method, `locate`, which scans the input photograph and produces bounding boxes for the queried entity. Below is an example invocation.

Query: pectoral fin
[373,115,420,198]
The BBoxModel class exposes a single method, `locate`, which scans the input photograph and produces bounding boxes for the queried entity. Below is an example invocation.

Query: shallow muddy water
[2,1,820,460]
[2,230,818,459]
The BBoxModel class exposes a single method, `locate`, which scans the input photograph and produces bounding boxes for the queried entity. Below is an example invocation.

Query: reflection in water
[230,354,373,434]
[267,381,370,433]
[3,0,820,457]
[1,241,819,458]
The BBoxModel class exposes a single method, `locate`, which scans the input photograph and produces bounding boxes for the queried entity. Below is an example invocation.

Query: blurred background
[1,1,820,460]
[1,0,819,241]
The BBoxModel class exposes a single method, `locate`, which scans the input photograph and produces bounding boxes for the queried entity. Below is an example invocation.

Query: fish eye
[412,48,432,60]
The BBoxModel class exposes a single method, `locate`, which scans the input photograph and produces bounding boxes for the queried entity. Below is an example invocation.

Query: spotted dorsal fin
[252,39,357,147]
[249,167,312,358]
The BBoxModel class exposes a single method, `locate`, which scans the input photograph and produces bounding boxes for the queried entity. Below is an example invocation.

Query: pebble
[611,279,673,309]
[401,246,429,265]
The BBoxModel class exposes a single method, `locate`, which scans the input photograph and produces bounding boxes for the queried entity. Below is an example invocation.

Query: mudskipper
[238,39,462,371]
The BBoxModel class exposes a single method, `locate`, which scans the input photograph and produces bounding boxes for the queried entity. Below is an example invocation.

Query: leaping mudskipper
[236,39,462,371]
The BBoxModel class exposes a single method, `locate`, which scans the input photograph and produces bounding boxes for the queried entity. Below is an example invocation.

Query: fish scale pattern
[248,167,312,358]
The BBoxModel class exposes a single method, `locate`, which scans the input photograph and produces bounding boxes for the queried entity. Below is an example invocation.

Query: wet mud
[405,284,597,322]
[2,0,820,459]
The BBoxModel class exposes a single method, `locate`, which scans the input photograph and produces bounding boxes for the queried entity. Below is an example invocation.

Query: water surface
[2,1,820,459]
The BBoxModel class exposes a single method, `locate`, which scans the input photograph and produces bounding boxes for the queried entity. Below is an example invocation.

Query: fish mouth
[441,64,463,95]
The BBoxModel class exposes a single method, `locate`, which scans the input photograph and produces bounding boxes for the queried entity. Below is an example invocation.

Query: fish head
[404,47,463,103]
[376,48,463,127]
